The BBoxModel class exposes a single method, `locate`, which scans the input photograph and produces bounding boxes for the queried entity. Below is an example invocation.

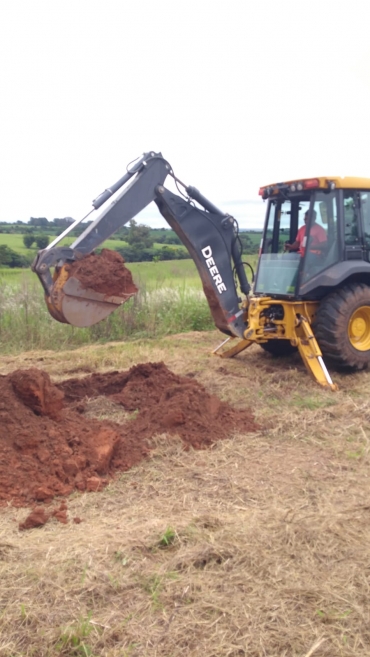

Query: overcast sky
[1,0,370,229]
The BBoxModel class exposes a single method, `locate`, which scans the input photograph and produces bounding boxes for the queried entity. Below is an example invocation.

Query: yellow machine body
[214,297,338,391]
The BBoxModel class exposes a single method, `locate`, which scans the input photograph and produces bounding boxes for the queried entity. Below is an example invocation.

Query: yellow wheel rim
[348,306,370,351]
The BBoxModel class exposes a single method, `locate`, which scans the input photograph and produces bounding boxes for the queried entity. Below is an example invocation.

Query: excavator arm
[32,151,250,337]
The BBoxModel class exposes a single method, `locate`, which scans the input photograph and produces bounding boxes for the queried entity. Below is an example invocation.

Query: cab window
[359,191,370,248]
[344,192,360,245]
[262,197,310,255]
[278,200,293,251]
[302,191,339,279]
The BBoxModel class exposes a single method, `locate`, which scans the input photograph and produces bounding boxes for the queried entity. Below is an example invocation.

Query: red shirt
[296,222,327,256]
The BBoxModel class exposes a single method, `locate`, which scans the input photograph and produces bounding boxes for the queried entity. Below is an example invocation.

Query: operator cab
[254,177,370,298]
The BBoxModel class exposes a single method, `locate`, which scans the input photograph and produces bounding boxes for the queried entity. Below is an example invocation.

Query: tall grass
[0,273,214,354]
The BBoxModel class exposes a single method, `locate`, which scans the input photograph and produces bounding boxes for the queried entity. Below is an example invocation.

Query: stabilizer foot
[212,337,254,359]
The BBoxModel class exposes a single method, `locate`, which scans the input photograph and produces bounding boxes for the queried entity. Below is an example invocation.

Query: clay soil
[0,362,259,514]
[65,248,138,297]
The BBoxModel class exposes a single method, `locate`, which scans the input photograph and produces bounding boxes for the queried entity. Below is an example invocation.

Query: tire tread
[315,284,370,370]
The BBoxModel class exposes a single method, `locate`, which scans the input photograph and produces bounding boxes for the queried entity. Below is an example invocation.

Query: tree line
[0,217,261,268]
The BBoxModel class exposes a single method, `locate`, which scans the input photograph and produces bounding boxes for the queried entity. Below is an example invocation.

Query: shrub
[23,234,35,249]
[0,245,30,268]
[35,235,49,249]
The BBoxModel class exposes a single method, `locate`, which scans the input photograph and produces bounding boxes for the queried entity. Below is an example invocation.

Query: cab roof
[289,176,370,189]
[259,176,370,199]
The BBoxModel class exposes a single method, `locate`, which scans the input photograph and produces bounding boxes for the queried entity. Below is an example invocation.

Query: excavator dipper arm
[32,152,250,336]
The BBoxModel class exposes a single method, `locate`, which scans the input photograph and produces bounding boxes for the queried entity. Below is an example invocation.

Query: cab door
[255,196,308,296]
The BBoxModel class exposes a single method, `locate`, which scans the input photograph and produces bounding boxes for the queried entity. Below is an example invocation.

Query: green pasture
[244,231,263,244]
[0,260,210,353]
[0,232,185,255]
[0,233,138,254]
[0,231,262,256]
[0,258,204,290]
[0,233,35,255]
[0,254,258,353]
[58,236,179,251]
[0,254,258,290]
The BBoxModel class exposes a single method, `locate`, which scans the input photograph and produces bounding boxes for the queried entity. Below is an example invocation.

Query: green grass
[0,232,183,255]
[129,259,202,290]
[0,267,34,282]
[55,612,95,656]
[0,233,36,255]
[0,259,202,290]
[0,260,214,353]
[242,230,263,245]
[0,254,258,354]
[0,231,262,256]
[0,256,258,288]
[157,526,177,549]
[0,232,130,255]
[59,236,180,251]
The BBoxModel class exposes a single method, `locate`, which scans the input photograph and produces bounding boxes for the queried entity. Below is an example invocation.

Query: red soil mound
[0,362,259,509]
[59,363,258,448]
[65,249,138,297]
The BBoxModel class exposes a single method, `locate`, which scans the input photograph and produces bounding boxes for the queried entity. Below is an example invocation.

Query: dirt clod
[52,502,68,524]
[0,362,259,508]
[19,501,70,530]
[66,249,138,297]
[19,507,49,530]
[10,368,64,419]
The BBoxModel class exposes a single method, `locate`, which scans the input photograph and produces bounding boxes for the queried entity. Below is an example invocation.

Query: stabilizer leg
[296,316,338,391]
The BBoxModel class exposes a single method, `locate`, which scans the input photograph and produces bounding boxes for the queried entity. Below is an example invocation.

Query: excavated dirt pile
[0,362,259,512]
[65,248,138,297]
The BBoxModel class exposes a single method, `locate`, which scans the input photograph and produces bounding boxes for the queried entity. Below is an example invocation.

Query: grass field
[0,233,170,254]
[0,257,258,354]
[0,259,202,285]
[0,233,36,255]
[0,255,259,288]
[0,231,263,255]
[1,333,370,656]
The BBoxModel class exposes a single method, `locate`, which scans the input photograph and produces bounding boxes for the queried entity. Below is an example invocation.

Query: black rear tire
[259,340,297,357]
[315,283,370,370]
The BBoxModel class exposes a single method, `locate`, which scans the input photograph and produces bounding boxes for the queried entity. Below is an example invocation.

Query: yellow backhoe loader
[32,152,370,390]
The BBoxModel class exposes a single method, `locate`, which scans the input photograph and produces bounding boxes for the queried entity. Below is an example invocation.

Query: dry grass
[1,331,370,656]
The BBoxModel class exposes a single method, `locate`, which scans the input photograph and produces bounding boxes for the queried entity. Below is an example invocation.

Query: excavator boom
[32,151,250,336]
